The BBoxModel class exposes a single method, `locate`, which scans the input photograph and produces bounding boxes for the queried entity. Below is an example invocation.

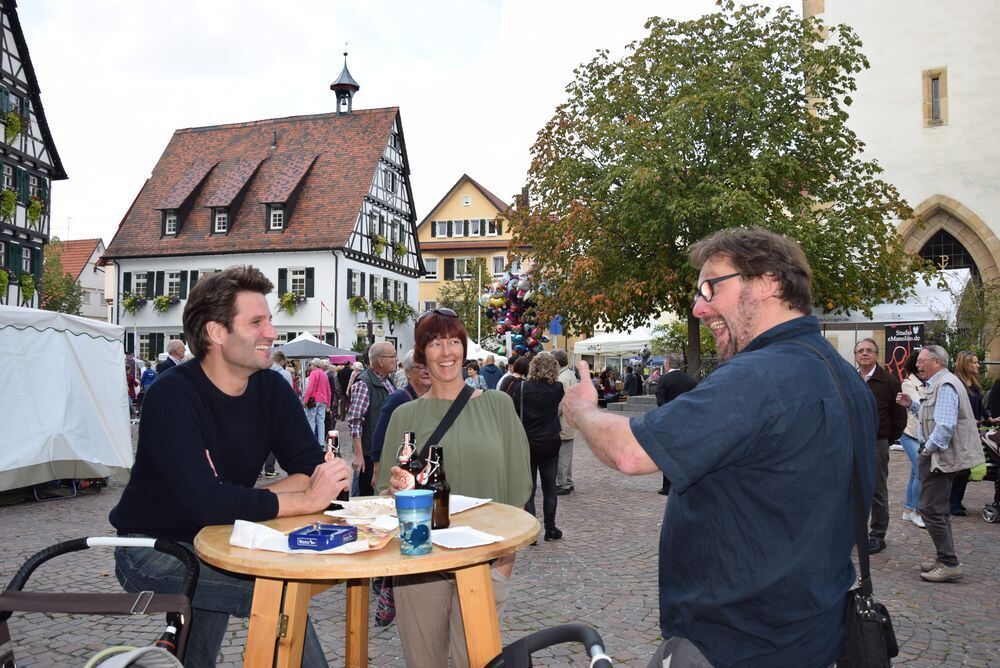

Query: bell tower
[330,52,360,115]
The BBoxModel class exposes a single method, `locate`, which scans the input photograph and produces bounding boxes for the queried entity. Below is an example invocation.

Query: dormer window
[163,210,178,235]
[269,204,284,230]
[213,209,229,234]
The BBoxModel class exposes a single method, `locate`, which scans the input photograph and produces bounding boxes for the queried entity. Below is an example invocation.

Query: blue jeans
[114,542,328,667]
[304,403,327,446]
[899,434,921,511]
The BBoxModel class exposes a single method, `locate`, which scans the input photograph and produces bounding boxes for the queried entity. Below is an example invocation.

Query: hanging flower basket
[386,301,416,325]
[370,298,391,321]
[0,267,9,300]
[27,196,43,225]
[277,291,307,315]
[371,234,388,256]
[393,242,407,258]
[0,189,15,221]
[121,292,147,314]
[152,294,181,313]
[18,272,35,302]
[348,295,368,314]
[4,111,21,143]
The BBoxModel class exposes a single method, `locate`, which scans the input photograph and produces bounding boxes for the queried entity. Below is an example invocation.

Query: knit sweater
[109,359,323,543]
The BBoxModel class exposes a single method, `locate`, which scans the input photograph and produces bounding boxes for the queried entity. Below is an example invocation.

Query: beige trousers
[393,566,513,668]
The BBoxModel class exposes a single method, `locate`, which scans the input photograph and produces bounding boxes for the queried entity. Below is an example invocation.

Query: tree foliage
[925,272,1000,363]
[40,238,83,316]
[651,320,716,359]
[508,1,931,370]
[436,257,490,342]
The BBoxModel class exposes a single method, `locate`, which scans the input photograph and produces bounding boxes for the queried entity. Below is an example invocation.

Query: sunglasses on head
[416,307,458,324]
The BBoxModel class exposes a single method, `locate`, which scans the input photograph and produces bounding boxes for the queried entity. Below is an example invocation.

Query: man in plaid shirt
[347,342,397,495]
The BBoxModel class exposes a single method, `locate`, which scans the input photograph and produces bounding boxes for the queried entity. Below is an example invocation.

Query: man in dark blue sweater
[110,266,350,667]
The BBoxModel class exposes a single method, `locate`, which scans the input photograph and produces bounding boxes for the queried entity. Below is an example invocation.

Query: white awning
[814,269,968,326]
[573,327,655,355]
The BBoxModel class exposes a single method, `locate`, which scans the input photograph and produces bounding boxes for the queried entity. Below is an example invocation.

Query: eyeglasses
[692,272,742,304]
[855,348,877,355]
[416,307,458,324]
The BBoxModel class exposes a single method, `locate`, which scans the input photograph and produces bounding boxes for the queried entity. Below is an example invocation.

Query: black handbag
[793,341,899,667]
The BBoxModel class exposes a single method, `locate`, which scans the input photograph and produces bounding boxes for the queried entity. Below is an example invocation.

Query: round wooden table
[194,501,539,668]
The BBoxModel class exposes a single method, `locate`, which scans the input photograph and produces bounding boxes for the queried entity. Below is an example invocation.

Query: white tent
[814,269,968,326]
[466,338,506,364]
[573,327,655,355]
[0,306,133,492]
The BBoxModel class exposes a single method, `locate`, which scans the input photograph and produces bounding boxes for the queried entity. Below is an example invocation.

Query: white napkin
[449,495,491,515]
[229,520,371,554]
[431,526,503,549]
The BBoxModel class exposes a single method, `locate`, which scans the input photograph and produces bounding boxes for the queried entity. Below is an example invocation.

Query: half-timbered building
[102,62,422,361]
[0,0,67,307]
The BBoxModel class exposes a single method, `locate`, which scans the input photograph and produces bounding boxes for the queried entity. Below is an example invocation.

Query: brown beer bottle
[396,431,423,490]
[417,444,450,529]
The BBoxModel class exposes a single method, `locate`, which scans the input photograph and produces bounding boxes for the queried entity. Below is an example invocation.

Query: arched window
[918,229,979,277]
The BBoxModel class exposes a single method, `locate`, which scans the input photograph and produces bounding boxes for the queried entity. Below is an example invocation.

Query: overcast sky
[20,0,794,244]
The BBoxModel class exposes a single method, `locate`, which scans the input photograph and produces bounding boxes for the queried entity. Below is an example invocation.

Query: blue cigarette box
[287,524,358,551]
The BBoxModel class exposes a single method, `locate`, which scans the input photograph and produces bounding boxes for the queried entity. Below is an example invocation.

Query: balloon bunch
[479,271,549,357]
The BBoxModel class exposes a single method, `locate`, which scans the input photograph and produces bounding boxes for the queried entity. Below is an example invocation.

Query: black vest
[357,368,393,457]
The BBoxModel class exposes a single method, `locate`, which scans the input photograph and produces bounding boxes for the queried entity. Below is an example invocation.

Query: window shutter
[480,219,486,237]
[0,88,8,114]
[444,258,455,280]
[305,267,314,297]
[9,244,20,274]
[347,269,354,297]
[155,333,165,357]
[383,278,389,300]
[123,272,132,293]
[430,222,436,238]
[22,99,29,124]
[38,180,48,206]
[278,268,287,295]
[145,272,154,298]
[403,282,408,304]
[125,333,134,355]
[154,271,164,296]
[179,270,189,299]
[360,272,366,297]
[497,220,503,235]
[447,220,453,237]
[32,247,40,281]
[369,274,376,300]
[189,270,198,288]
[15,167,27,203]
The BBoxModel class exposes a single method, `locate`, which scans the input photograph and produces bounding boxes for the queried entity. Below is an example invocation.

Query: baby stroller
[488,624,613,667]
[980,428,1000,523]
[0,537,198,666]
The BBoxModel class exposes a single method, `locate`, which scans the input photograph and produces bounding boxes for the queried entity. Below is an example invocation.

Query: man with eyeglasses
[854,338,907,555]
[347,341,397,496]
[562,228,876,667]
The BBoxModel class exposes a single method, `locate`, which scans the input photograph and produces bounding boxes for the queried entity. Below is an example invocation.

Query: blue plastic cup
[395,489,433,555]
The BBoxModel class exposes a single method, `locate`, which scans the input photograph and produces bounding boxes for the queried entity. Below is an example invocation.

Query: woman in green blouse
[375,308,531,668]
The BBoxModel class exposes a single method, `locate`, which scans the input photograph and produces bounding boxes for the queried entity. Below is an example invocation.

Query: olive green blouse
[375,389,532,507]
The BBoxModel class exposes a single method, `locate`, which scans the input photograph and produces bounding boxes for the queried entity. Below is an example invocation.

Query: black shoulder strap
[422,383,475,454]
[791,340,874,597]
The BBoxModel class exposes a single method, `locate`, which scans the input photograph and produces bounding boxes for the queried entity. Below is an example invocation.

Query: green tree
[436,257,490,343]
[40,238,83,315]
[651,320,716,359]
[508,2,930,373]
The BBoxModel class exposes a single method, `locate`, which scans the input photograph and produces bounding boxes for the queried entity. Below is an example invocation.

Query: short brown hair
[413,312,468,366]
[527,352,559,383]
[688,228,813,313]
[183,266,273,358]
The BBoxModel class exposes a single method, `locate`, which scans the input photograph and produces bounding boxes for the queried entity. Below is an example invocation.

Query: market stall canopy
[574,327,655,355]
[276,331,356,359]
[466,338,507,364]
[813,269,968,326]
[0,306,133,492]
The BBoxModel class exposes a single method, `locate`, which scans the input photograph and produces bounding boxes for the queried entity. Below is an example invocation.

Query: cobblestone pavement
[0,423,998,666]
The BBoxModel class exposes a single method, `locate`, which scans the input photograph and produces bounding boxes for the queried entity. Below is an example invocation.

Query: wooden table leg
[455,563,501,668]
[345,578,370,668]
[246,577,284,667]
[276,581,313,668]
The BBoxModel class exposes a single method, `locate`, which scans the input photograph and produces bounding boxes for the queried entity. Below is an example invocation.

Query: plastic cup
[394,489,433,556]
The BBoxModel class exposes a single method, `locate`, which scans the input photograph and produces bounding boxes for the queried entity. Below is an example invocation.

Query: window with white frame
[21,247,31,273]
[138,334,151,362]
[351,270,362,296]
[394,280,403,302]
[435,221,447,237]
[383,170,395,193]
[423,300,437,311]
[455,258,471,279]
[0,241,4,266]
[492,256,505,277]
[269,204,284,230]
[290,268,306,296]
[468,218,480,236]
[462,195,471,206]
[166,271,181,298]
[28,175,37,198]
[133,273,148,296]
[214,209,228,233]
[8,95,19,116]
[368,211,378,236]
[453,219,465,237]
[164,211,178,235]
[423,258,438,280]
[486,219,498,236]
[2,165,12,190]
[509,257,522,275]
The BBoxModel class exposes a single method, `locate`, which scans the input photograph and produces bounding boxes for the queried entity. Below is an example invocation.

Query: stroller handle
[486,623,612,668]
[1,537,200,621]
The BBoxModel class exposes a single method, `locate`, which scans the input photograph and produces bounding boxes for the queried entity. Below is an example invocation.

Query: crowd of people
[106,227,996,667]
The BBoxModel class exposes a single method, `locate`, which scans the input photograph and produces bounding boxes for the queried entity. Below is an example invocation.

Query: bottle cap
[394,489,433,510]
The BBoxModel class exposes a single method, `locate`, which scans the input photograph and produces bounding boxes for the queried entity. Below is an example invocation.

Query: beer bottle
[396,431,422,490]
[154,615,180,655]
[417,444,450,529]
[326,431,349,502]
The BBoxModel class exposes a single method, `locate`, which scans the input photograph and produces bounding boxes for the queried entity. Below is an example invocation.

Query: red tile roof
[59,238,102,280]
[203,157,264,208]
[418,174,512,230]
[156,159,218,210]
[104,108,399,260]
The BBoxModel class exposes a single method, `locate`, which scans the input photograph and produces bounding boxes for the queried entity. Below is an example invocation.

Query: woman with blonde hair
[950,350,983,515]
[898,352,926,528]
[512,352,566,541]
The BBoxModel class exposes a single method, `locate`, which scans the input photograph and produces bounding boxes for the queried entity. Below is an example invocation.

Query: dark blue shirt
[630,316,876,668]
[480,364,503,390]
[371,383,419,462]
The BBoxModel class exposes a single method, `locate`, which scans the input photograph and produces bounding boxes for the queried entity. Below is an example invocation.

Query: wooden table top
[194,501,540,581]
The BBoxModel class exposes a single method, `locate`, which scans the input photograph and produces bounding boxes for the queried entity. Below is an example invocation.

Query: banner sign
[884,324,924,383]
